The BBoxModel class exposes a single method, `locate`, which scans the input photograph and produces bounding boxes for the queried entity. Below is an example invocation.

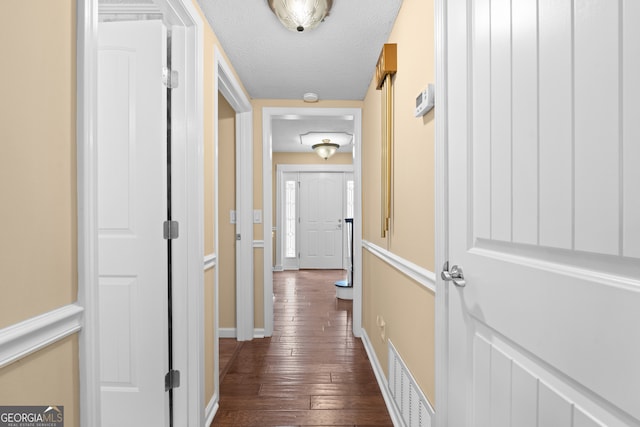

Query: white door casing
[97,20,169,427]
[263,108,363,339]
[445,0,640,426]
[299,172,344,269]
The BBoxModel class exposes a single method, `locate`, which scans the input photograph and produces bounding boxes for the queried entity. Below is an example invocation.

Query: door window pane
[285,180,297,258]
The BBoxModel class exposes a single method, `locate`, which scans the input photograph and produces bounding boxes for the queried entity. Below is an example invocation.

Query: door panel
[446,0,640,426]
[299,173,343,269]
[98,20,169,427]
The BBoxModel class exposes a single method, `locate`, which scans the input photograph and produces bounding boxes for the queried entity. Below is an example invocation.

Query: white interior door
[98,20,169,427]
[445,0,640,426]
[299,172,344,269]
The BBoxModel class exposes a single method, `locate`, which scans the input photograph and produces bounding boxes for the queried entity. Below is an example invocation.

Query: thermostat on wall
[415,84,435,117]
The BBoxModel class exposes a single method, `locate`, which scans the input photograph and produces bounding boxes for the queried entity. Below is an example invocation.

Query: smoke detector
[303,92,319,103]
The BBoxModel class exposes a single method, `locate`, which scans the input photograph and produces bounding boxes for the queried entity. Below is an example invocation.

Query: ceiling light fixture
[267,0,333,32]
[300,132,353,159]
[303,92,319,102]
[312,139,340,160]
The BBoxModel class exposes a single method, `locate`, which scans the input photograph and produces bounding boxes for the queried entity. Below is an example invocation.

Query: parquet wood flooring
[211,270,393,427]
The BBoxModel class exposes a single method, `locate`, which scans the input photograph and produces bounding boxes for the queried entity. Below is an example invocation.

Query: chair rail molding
[0,304,84,369]
[362,240,436,293]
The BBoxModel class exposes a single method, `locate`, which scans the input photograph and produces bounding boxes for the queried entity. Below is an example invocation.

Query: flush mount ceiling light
[300,131,353,160]
[267,0,333,32]
[312,139,340,160]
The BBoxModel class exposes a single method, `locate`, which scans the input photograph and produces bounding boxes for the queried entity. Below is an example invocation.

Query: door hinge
[165,369,180,391]
[163,67,179,89]
[163,220,179,239]
[236,233,241,241]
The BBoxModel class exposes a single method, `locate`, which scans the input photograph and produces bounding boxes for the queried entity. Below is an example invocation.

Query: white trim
[0,304,84,369]
[275,165,355,270]
[360,329,404,427]
[82,1,205,425]
[434,0,449,425]
[253,240,265,248]
[362,240,437,293]
[263,107,363,339]
[219,328,237,338]
[262,110,273,337]
[219,327,265,339]
[277,164,354,173]
[98,3,162,15]
[77,0,101,425]
[214,46,254,344]
[204,397,219,427]
[204,253,217,271]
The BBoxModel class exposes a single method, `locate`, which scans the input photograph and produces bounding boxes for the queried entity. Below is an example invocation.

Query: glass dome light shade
[267,0,333,32]
[312,140,340,160]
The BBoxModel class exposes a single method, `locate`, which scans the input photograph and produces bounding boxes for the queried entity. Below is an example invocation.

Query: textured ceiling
[197,0,403,101]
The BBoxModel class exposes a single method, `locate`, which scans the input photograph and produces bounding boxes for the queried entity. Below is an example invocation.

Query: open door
[98,20,171,427]
[444,0,640,426]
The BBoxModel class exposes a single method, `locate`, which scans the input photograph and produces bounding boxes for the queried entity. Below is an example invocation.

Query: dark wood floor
[212,269,393,427]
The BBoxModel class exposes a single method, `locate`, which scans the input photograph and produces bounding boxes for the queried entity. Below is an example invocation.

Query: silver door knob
[441,261,466,287]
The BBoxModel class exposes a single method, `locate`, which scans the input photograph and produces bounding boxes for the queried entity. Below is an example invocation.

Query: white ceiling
[272,114,355,153]
[197,0,403,101]
[197,0,403,154]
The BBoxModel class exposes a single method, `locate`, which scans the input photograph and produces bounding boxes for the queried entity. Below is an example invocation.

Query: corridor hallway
[212,270,393,426]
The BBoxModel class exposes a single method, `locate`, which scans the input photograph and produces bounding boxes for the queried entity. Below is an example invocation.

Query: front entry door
[98,20,170,427]
[445,0,640,426]
[299,172,344,269]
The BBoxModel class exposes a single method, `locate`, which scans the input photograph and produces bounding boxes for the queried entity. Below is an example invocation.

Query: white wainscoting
[0,304,84,368]
[362,241,436,293]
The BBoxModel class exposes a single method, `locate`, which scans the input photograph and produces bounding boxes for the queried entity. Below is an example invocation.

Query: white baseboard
[219,328,237,338]
[219,328,266,339]
[360,329,404,427]
[204,394,219,427]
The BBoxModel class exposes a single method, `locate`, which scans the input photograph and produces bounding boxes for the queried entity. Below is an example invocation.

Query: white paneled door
[299,172,344,269]
[98,20,169,427]
[446,0,640,426]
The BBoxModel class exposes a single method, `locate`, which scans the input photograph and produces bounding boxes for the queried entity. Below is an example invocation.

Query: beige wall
[0,336,79,427]
[0,1,79,425]
[192,0,252,403]
[0,0,77,328]
[361,0,436,406]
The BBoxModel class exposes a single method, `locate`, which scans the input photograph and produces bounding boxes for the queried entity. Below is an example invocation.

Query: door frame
[77,1,205,425]
[212,45,253,411]
[434,0,449,426]
[262,107,363,338]
[275,165,354,271]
